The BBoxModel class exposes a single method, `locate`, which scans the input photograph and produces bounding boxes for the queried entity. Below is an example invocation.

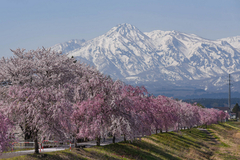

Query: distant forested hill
[183,98,240,108]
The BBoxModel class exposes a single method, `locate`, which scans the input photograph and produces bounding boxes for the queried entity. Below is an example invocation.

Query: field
[2,121,240,160]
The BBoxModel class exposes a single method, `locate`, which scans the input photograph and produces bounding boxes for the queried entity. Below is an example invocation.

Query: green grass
[1,149,87,160]
[220,142,230,147]
[3,121,240,160]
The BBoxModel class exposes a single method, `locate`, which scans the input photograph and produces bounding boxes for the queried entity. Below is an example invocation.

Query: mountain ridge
[51,23,240,98]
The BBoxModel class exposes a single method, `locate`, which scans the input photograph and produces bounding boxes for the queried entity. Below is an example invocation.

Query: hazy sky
[1,0,240,58]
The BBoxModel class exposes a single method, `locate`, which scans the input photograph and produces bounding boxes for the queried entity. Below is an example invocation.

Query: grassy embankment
[3,121,240,160]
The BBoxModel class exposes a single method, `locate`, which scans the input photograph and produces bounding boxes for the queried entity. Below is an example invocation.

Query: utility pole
[228,74,231,112]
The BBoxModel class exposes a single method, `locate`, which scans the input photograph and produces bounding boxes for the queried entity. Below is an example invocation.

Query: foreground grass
[3,148,34,154]
[3,121,240,160]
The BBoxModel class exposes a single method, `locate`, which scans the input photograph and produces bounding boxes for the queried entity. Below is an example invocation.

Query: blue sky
[0,0,239,58]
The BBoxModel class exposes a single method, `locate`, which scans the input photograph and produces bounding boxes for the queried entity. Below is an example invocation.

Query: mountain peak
[116,23,137,30]
[105,23,149,41]
[108,23,139,34]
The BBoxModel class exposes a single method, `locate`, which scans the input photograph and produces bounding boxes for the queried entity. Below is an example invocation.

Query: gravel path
[0,147,69,159]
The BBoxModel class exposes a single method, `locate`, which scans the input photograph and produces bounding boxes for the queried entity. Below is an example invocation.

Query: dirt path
[197,128,218,143]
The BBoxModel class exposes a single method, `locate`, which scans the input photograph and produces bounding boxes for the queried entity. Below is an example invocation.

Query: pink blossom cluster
[0,113,13,154]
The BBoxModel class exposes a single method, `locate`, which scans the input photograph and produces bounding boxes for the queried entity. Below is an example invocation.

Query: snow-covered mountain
[51,23,240,98]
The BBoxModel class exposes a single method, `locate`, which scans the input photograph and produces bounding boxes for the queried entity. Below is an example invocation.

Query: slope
[3,121,240,160]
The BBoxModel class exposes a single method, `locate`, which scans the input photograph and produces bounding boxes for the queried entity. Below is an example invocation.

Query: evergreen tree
[232,103,239,113]
[232,103,239,119]
[196,103,205,108]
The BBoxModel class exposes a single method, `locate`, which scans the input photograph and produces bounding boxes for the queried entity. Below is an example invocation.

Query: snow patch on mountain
[51,39,86,54]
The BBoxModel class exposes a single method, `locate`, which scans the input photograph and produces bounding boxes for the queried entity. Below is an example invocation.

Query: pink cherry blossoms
[0,113,13,154]
[0,48,229,152]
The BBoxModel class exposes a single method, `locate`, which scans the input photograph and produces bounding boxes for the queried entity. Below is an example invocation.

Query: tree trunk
[124,134,126,142]
[160,129,162,133]
[75,128,80,147]
[113,135,115,143]
[74,137,77,148]
[96,137,101,146]
[156,128,158,134]
[34,136,39,154]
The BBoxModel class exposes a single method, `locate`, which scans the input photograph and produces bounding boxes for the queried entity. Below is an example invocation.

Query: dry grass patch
[233,132,240,138]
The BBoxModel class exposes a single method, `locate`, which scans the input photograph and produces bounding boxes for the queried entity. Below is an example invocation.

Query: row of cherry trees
[72,84,228,144]
[0,48,228,154]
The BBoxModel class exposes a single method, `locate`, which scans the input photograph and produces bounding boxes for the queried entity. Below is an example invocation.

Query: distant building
[231,113,236,119]
[213,107,230,113]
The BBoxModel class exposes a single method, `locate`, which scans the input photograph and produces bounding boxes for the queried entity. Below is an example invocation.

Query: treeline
[184,98,240,108]
[0,48,229,154]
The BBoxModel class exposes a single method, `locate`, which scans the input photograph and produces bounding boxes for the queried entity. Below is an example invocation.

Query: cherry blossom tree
[1,85,72,153]
[72,95,109,146]
[175,101,201,130]
[152,96,179,133]
[0,48,79,153]
[115,85,153,140]
[71,78,127,145]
